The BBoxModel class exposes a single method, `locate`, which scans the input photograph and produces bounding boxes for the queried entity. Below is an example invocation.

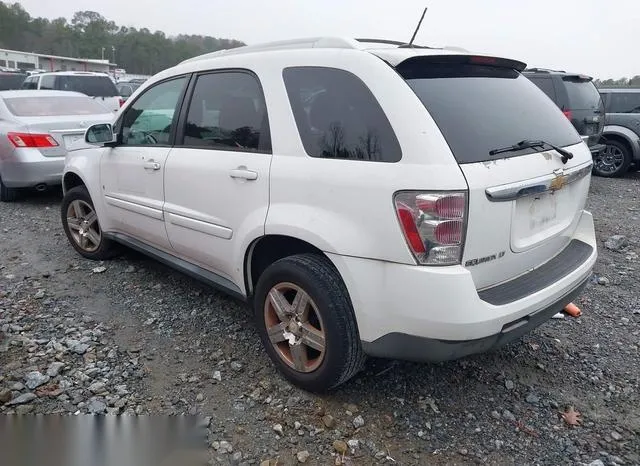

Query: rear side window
[183,71,271,152]
[397,59,581,164]
[283,67,401,163]
[526,76,557,101]
[55,75,118,97]
[562,77,601,110]
[4,96,110,116]
[607,93,640,113]
[40,75,55,90]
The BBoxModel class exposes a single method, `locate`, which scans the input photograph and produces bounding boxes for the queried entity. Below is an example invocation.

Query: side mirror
[85,123,116,146]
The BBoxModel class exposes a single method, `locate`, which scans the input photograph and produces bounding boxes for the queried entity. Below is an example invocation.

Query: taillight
[119,98,125,107]
[7,132,59,148]
[562,109,572,120]
[394,191,467,266]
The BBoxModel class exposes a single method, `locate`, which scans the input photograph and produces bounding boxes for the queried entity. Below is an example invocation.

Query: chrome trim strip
[485,162,593,202]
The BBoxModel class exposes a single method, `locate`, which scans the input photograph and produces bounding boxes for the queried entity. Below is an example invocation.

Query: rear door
[163,70,272,281]
[556,75,604,146]
[397,56,592,290]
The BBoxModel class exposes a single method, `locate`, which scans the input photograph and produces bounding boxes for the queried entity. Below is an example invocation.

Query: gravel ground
[1,174,639,465]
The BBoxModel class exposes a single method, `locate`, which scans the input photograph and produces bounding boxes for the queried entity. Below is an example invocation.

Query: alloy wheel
[595,144,625,174]
[263,282,326,373]
[66,200,101,252]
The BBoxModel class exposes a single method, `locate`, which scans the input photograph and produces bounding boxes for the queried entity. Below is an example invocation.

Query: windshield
[4,96,110,116]
[397,60,582,164]
[56,75,118,97]
[563,77,602,110]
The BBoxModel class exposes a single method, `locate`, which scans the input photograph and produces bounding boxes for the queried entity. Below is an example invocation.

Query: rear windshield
[56,75,118,97]
[397,61,581,164]
[562,77,601,110]
[0,73,27,91]
[4,96,110,116]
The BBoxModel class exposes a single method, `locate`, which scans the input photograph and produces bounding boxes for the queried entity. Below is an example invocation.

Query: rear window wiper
[489,139,574,164]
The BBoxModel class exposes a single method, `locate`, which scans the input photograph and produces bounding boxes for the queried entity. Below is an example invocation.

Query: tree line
[594,77,640,88]
[0,2,245,75]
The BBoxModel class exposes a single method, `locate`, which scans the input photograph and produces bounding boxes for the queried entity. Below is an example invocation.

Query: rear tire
[61,186,120,260]
[253,253,365,392]
[0,175,18,202]
[593,140,632,177]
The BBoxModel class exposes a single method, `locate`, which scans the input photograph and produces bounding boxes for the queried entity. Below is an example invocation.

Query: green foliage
[593,76,640,88]
[0,2,245,74]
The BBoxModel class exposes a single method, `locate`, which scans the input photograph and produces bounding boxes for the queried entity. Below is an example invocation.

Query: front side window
[283,67,401,162]
[20,77,37,90]
[607,93,640,113]
[120,77,187,146]
[183,71,270,152]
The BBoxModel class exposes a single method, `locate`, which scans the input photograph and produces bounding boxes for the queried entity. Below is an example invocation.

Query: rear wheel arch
[601,133,633,157]
[244,235,330,299]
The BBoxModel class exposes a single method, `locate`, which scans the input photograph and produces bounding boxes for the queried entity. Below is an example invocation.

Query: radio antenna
[408,7,428,47]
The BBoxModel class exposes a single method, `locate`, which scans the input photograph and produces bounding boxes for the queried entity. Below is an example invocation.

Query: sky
[14,0,639,79]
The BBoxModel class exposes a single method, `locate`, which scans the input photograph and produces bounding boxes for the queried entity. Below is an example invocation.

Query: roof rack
[179,36,443,64]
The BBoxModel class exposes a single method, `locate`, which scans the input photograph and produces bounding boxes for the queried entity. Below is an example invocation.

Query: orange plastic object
[564,302,582,317]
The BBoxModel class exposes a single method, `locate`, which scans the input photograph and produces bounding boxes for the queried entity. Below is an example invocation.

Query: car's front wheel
[254,254,365,392]
[61,186,120,260]
[593,140,632,177]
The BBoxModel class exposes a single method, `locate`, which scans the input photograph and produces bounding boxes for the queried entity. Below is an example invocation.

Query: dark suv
[0,71,27,90]
[597,89,640,177]
[523,68,606,174]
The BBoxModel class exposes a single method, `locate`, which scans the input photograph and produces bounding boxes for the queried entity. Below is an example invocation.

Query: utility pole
[101,47,105,60]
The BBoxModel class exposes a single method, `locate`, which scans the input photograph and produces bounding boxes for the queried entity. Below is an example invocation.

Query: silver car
[0,90,114,201]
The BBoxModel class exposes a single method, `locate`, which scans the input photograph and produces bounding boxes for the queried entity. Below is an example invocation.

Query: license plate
[63,134,84,148]
[526,192,558,232]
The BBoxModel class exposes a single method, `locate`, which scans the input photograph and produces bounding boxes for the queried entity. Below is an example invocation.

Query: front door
[164,70,272,284]
[100,76,188,250]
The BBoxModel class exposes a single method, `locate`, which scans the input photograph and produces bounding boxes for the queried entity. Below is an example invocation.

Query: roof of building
[0,47,117,67]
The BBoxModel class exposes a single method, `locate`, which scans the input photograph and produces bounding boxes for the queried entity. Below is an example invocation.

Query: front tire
[0,175,18,202]
[254,254,365,392]
[593,140,632,177]
[61,186,120,260]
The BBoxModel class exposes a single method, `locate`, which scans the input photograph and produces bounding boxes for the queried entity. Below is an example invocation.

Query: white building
[0,48,116,74]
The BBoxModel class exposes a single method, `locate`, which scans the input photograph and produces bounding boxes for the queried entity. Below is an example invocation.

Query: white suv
[60,37,598,391]
[21,71,123,112]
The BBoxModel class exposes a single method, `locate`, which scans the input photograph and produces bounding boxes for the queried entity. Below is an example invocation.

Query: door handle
[229,167,258,181]
[143,160,161,171]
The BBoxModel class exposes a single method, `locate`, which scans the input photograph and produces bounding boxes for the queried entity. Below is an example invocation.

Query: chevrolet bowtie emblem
[550,168,568,191]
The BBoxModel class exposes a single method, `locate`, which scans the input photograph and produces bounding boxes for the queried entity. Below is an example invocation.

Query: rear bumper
[327,210,597,362]
[0,149,64,188]
[361,276,588,362]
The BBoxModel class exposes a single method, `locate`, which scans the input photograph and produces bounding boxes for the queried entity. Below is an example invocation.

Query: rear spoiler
[396,54,527,72]
[562,74,593,82]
